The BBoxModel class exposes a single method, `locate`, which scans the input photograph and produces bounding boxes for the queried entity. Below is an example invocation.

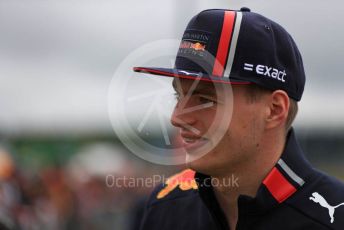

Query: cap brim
[133,67,251,85]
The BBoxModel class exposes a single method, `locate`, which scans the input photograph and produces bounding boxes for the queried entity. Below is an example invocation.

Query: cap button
[240,7,251,12]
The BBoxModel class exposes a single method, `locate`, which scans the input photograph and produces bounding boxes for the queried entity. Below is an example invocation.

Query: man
[134,8,344,230]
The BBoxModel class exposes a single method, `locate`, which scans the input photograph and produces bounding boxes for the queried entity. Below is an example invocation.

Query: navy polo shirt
[140,129,344,229]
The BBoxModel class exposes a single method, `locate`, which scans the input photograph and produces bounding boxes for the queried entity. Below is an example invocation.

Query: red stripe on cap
[212,11,236,77]
[263,167,297,203]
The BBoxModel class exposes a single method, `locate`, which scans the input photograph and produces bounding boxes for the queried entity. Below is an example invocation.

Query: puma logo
[309,192,344,223]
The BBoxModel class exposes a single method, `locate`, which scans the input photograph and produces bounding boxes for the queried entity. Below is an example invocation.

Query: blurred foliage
[8,136,121,171]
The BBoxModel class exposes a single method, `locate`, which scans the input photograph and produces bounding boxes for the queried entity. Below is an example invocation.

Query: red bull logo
[179,41,206,51]
[157,169,198,199]
[190,42,206,51]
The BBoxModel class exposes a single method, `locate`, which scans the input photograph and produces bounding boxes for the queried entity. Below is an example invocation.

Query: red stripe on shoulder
[263,167,297,203]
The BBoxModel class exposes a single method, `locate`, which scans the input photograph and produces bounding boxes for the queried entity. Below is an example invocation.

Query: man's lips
[180,133,209,152]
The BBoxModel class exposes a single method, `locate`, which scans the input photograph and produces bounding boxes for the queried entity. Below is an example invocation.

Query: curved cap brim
[133,67,251,85]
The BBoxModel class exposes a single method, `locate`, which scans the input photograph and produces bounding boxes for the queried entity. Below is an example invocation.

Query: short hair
[244,84,298,131]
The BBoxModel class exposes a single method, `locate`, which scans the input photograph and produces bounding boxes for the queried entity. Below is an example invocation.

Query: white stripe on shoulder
[278,159,305,186]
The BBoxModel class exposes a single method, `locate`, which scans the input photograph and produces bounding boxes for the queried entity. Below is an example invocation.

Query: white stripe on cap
[223,12,243,78]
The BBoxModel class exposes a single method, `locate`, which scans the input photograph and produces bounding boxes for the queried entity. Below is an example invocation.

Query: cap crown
[134,8,306,101]
[175,9,305,101]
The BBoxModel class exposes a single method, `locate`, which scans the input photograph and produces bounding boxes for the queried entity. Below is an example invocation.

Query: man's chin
[185,148,207,164]
[184,141,218,173]
[185,152,212,174]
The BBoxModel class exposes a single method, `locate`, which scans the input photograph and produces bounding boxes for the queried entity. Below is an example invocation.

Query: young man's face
[171,78,267,176]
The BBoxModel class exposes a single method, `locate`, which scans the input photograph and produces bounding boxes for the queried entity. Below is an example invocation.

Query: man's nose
[170,102,197,128]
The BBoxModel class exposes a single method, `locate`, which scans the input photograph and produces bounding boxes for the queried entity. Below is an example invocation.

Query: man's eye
[199,96,216,104]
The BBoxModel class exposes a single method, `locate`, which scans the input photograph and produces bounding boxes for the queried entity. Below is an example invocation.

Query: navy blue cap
[134,8,306,101]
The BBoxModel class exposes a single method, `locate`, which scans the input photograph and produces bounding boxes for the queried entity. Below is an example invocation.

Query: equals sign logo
[244,63,254,71]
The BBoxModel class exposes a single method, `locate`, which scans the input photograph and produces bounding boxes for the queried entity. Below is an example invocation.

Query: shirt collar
[196,128,315,214]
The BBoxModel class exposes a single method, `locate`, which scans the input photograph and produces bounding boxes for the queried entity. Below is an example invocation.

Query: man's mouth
[182,136,207,143]
[181,136,209,152]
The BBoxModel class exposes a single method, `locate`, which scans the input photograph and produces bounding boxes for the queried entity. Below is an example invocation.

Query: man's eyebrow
[190,89,216,96]
[172,79,216,95]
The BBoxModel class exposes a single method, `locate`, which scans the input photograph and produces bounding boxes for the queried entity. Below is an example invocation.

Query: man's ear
[265,90,289,130]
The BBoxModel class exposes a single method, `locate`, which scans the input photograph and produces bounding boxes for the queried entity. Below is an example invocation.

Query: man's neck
[211,131,286,229]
